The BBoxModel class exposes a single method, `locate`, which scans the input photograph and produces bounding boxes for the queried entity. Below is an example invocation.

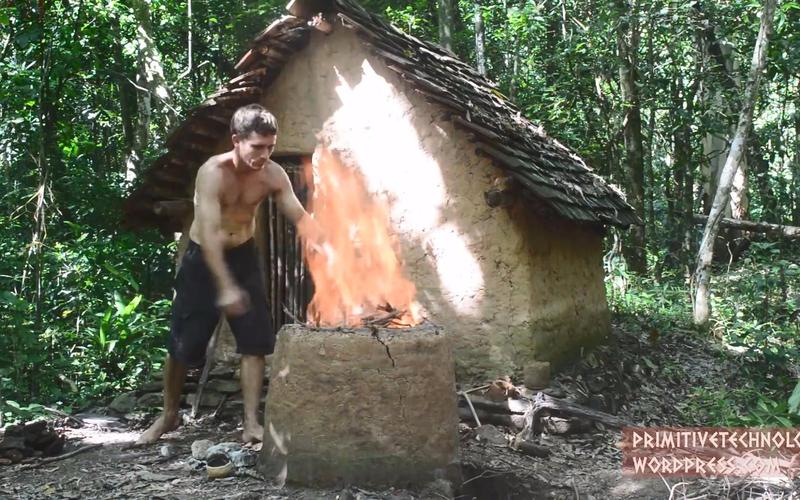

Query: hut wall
[214,27,610,377]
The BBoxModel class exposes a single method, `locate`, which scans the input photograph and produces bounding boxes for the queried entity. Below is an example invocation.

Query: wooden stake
[191,322,221,418]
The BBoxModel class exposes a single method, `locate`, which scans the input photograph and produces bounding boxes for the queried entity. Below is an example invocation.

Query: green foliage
[606,242,800,428]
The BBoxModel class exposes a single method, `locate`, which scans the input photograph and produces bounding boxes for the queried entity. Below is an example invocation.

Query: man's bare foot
[242,422,264,443]
[136,413,180,445]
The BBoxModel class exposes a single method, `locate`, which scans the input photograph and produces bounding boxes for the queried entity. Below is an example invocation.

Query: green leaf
[98,309,112,347]
[5,400,21,410]
[788,381,800,416]
[121,295,142,317]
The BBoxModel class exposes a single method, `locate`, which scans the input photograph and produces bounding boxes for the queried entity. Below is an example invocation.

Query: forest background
[1,0,798,428]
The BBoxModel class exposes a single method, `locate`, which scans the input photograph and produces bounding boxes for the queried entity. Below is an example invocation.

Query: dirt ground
[1,322,798,499]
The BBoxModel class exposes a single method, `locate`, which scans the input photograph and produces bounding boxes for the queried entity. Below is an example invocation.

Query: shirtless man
[138,104,314,444]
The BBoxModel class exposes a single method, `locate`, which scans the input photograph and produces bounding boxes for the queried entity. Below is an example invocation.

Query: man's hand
[217,285,250,317]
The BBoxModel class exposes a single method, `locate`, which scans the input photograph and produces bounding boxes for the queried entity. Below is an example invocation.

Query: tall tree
[793,80,800,225]
[473,0,486,76]
[692,0,777,327]
[615,0,646,273]
[129,0,177,181]
[437,0,456,51]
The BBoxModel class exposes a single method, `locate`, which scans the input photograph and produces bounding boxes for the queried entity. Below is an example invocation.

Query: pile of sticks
[361,303,410,328]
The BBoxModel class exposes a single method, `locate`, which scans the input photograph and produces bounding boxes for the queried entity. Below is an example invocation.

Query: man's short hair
[230,104,278,137]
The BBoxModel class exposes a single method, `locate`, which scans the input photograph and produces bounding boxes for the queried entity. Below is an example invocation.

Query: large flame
[297,146,421,328]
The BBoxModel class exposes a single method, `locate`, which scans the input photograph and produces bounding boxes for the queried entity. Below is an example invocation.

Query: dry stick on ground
[19,444,102,470]
[192,321,222,418]
[460,391,482,427]
[515,392,631,443]
[212,394,228,420]
[41,406,83,427]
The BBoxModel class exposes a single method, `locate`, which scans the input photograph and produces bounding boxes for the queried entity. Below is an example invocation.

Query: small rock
[229,448,257,468]
[191,439,214,460]
[2,449,24,463]
[523,361,551,389]
[186,391,225,408]
[210,364,236,378]
[109,392,138,414]
[23,420,47,436]
[160,443,178,458]
[141,381,164,392]
[205,442,241,458]
[136,392,164,408]
[0,436,25,451]
[3,425,22,437]
[475,424,507,445]
[186,457,206,470]
[207,378,241,394]
[0,458,12,466]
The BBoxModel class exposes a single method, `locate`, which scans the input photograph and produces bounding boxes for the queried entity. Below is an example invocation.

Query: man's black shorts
[168,239,275,367]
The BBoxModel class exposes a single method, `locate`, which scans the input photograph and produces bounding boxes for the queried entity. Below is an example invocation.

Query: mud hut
[123,0,638,379]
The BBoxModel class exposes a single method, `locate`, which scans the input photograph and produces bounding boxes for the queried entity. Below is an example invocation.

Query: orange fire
[297,146,421,328]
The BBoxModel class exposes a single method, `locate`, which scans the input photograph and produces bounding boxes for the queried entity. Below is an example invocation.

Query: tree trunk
[695,8,750,223]
[643,9,656,253]
[615,0,646,274]
[111,15,138,178]
[692,0,777,328]
[473,0,486,76]
[793,80,800,225]
[22,11,55,327]
[437,0,455,52]
[129,0,177,181]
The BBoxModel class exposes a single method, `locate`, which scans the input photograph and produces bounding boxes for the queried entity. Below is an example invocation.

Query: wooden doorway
[261,156,313,333]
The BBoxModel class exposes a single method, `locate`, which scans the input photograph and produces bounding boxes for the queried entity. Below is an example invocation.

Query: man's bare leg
[137,355,187,444]
[240,354,265,443]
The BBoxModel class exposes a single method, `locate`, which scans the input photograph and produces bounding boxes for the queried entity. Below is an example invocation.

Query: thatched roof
[123,0,639,232]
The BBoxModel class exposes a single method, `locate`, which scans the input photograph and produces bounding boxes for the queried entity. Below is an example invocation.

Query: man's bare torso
[189,152,284,248]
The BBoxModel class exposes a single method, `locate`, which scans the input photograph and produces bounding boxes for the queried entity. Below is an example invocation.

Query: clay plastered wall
[219,27,610,377]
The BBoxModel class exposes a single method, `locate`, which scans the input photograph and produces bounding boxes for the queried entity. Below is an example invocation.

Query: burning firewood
[360,303,409,328]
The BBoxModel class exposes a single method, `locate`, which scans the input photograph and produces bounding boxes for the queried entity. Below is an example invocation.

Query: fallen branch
[692,214,800,239]
[41,406,83,427]
[19,444,102,469]
[516,392,631,442]
[457,407,521,429]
